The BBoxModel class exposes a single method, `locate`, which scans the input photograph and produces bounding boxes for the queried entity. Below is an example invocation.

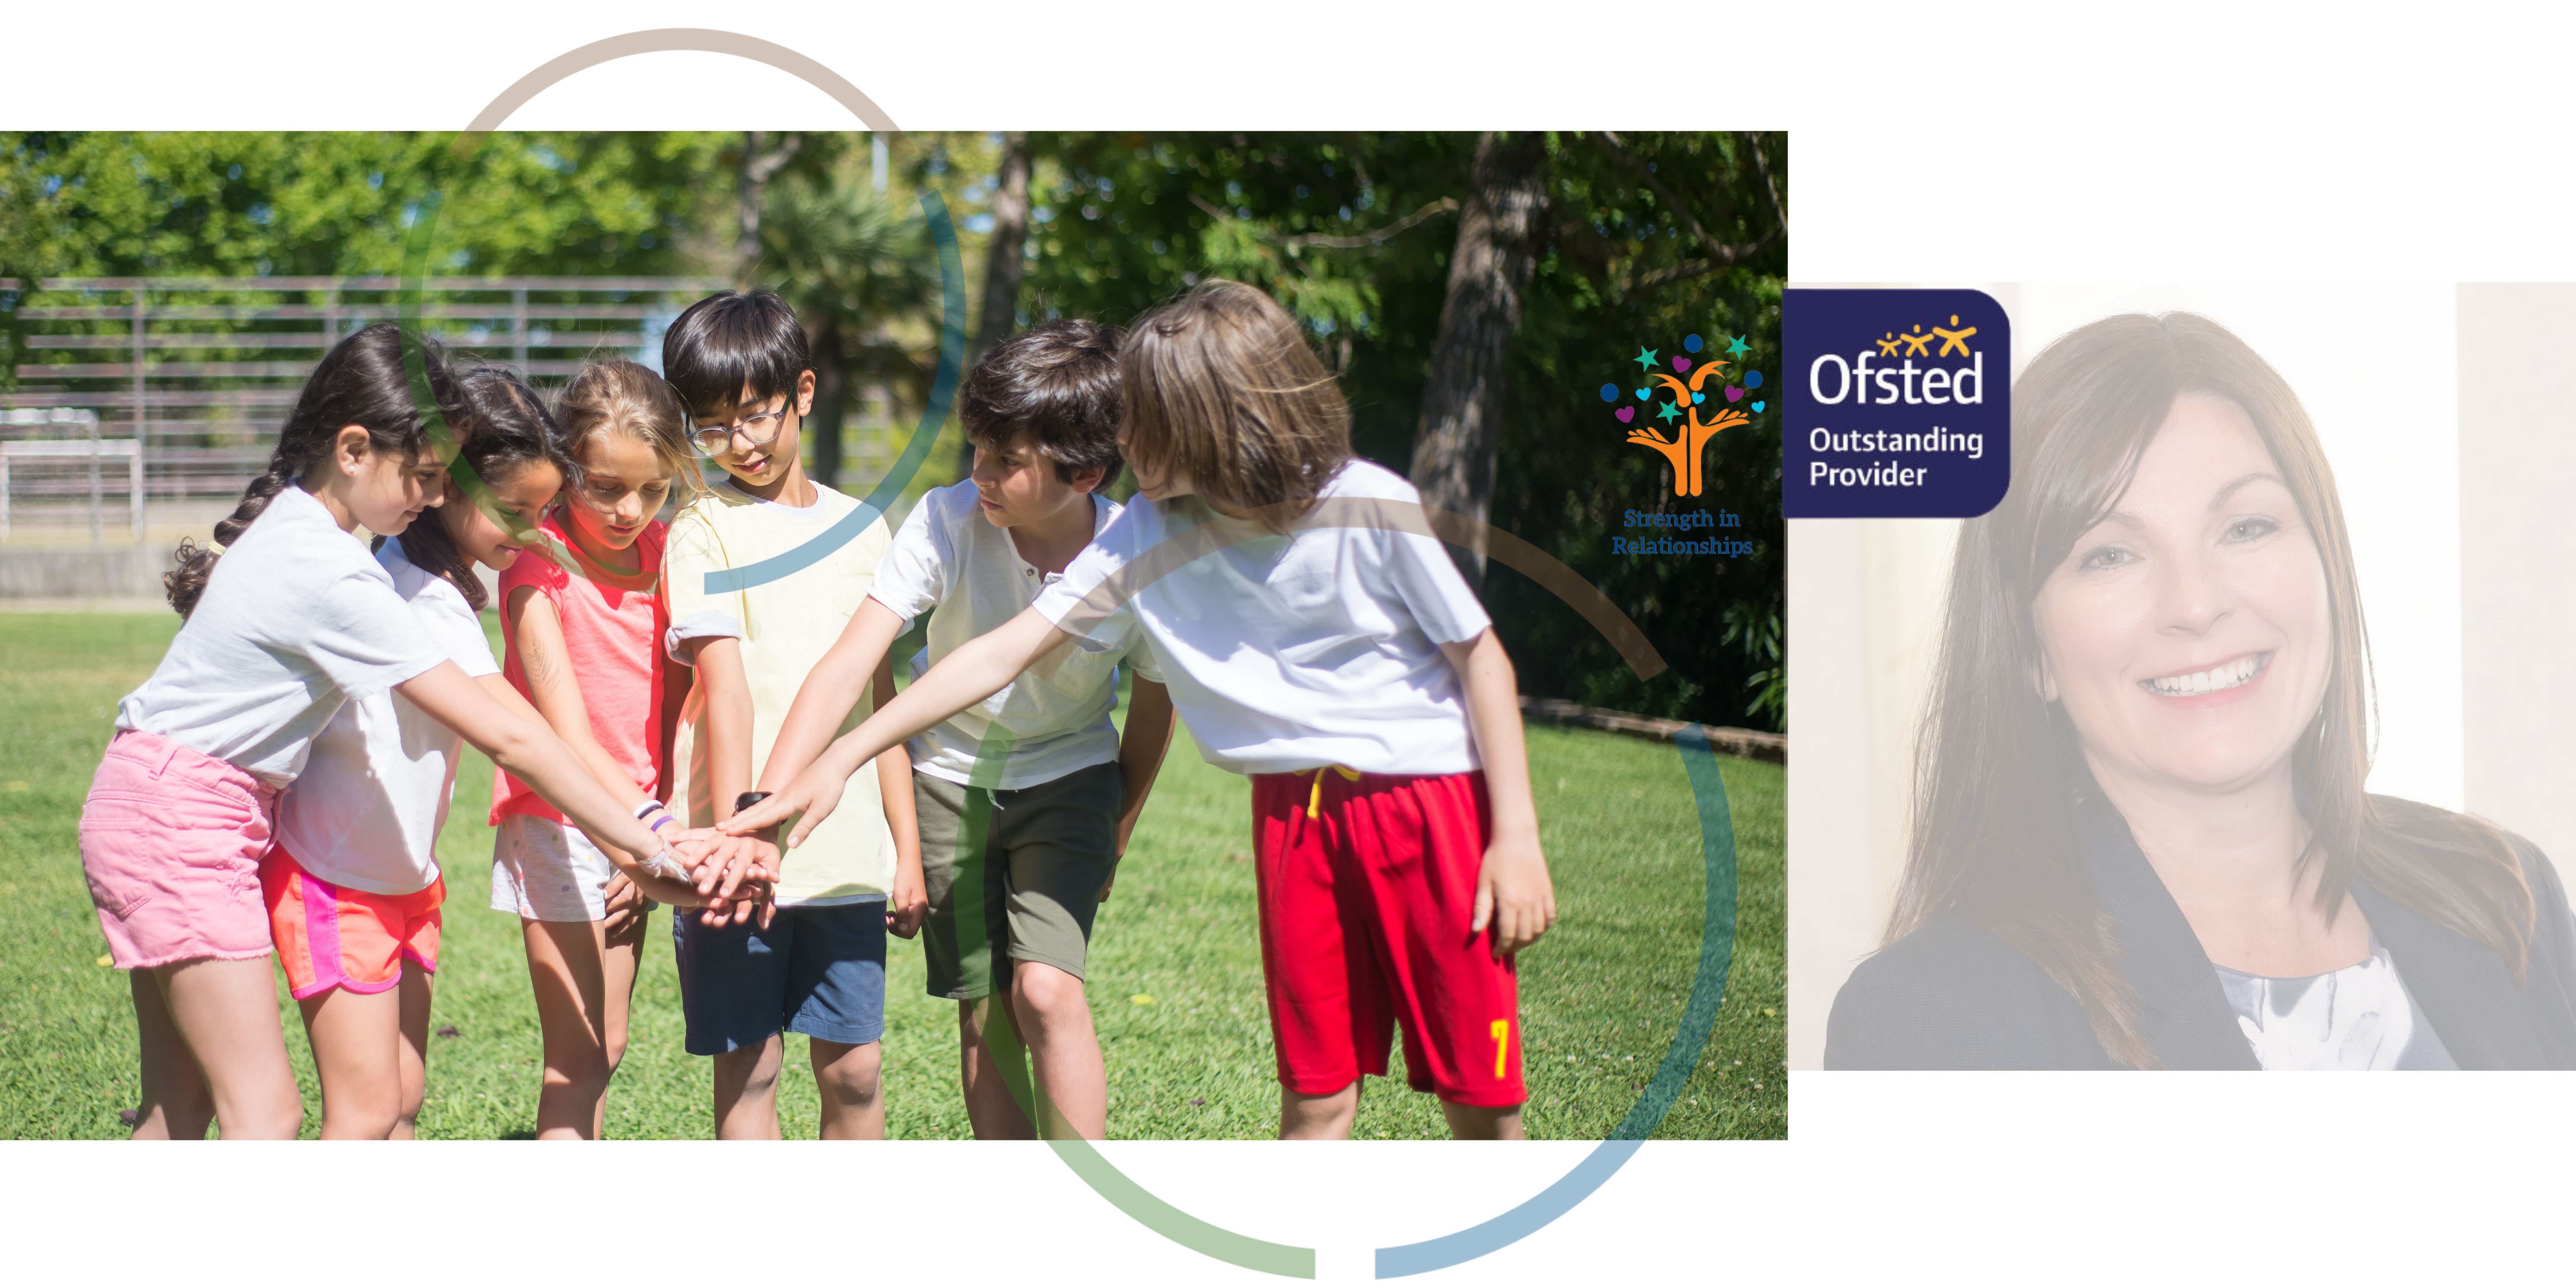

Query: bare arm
[505,586,774,919]
[1440,628,1556,959]
[1101,676,1177,902]
[504,584,653,869]
[477,670,545,723]
[759,597,908,794]
[728,603,1076,846]
[874,653,928,938]
[657,629,691,806]
[397,661,703,906]
[689,637,756,825]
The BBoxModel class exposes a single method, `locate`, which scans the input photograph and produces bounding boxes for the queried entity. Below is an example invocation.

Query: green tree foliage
[751,147,941,486]
[0,130,1786,732]
[1008,133,1786,731]
[5,131,732,278]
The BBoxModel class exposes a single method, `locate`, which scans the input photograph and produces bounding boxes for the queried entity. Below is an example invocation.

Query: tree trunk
[964,132,1032,474]
[809,323,847,488]
[1407,131,1547,584]
[736,130,803,288]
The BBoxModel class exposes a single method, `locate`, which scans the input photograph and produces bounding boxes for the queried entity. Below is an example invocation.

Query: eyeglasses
[689,406,791,457]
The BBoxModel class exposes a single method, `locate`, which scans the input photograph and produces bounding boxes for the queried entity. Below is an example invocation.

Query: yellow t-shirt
[663,479,897,903]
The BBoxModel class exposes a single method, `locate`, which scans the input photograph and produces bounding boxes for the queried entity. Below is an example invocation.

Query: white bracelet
[632,798,664,821]
[638,849,691,884]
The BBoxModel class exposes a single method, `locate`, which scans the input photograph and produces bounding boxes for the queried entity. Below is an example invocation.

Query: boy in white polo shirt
[657,289,927,1140]
[758,320,1175,1140]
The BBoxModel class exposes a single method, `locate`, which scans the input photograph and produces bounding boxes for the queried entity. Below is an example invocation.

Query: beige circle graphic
[463,26,901,137]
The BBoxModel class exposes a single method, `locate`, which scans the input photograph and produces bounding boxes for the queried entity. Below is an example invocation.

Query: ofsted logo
[1782,288,2011,519]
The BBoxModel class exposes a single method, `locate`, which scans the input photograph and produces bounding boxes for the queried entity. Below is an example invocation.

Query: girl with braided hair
[85,324,744,1139]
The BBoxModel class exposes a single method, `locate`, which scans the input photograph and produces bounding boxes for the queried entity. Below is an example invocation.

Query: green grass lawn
[0,612,1784,1140]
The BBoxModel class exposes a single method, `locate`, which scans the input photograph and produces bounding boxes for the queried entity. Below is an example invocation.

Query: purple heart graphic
[1615,405,1635,423]
[1673,356,1692,372]
[1724,385,1746,402]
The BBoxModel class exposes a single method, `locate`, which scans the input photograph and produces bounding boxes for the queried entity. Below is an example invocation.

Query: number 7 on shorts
[1491,1018,1510,1080]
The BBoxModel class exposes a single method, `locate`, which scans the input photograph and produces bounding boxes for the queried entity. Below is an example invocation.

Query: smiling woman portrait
[1824,312,2576,1070]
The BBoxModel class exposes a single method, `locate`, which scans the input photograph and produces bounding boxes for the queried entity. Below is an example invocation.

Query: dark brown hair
[1119,279,1351,533]
[960,319,1126,484]
[556,357,704,498]
[1888,311,2535,1068]
[385,364,565,611]
[167,323,446,618]
[660,288,809,419]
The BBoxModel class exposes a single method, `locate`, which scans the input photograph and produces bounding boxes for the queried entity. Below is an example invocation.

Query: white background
[11,3,2576,1285]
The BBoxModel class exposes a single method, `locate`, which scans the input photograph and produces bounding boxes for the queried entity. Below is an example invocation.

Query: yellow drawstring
[1307,765,1363,818]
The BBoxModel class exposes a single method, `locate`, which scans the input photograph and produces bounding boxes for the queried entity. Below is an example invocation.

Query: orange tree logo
[1601,332,1759,496]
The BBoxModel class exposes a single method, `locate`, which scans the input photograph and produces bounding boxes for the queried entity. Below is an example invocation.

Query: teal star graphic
[1656,399,1682,424]
[1725,334,1751,360]
[1633,346,1659,372]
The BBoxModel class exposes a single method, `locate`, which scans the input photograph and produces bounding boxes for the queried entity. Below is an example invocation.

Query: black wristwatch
[735,791,781,845]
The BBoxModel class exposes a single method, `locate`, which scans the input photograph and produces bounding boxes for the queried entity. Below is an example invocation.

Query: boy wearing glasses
[657,288,929,1139]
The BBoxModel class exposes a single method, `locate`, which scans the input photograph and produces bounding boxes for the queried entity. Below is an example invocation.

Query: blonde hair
[556,357,705,497]
[1120,280,1351,533]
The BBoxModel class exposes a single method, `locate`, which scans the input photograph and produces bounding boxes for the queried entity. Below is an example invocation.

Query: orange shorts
[260,843,443,1000]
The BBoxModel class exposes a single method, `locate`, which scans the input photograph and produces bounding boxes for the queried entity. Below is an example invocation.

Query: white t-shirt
[116,485,451,787]
[1029,459,1490,776]
[870,482,1162,791]
[272,537,502,896]
[662,478,900,905]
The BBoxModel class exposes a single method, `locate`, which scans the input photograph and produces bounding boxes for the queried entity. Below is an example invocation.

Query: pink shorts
[79,729,282,970]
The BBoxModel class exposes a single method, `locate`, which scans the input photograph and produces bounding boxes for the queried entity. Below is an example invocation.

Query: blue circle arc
[702,189,968,595]
[1372,724,1740,1278]
[425,39,1758,1274]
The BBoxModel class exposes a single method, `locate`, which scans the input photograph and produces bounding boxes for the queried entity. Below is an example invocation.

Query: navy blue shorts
[672,899,888,1056]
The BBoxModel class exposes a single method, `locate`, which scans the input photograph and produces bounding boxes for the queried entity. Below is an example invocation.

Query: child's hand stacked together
[671,829,782,928]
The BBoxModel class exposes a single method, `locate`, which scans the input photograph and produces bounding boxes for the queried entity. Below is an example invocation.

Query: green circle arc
[955,505,1745,1279]
[419,29,1751,1281]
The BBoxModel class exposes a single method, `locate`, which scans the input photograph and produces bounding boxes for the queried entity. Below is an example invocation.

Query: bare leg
[128,967,216,1140]
[393,966,432,1140]
[299,983,405,1139]
[1279,1083,1360,1140]
[811,1038,884,1140]
[521,919,614,1140]
[154,957,304,1139]
[1440,1100,1525,1140]
[957,994,1035,1140]
[711,1035,785,1140]
[595,909,644,1138]
[1011,961,1107,1140]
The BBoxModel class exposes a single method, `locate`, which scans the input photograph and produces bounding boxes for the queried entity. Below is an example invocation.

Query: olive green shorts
[915,761,1124,1001]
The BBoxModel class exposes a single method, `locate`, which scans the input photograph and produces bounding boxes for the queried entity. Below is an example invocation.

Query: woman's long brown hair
[1887,312,2535,1068]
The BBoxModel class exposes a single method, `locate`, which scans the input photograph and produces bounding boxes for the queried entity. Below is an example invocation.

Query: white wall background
[2458,287,2576,885]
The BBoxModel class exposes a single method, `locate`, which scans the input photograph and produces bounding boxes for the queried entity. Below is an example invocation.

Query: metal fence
[0,276,907,545]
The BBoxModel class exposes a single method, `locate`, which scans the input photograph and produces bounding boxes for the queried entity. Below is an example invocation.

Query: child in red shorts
[734,280,1557,1138]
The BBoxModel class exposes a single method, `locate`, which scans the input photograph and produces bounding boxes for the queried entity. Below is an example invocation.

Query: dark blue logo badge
[1782,288,2010,518]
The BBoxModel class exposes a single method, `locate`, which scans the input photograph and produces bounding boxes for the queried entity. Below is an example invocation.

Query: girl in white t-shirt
[87,326,739,1140]
[735,280,1559,1140]
[265,363,597,1139]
